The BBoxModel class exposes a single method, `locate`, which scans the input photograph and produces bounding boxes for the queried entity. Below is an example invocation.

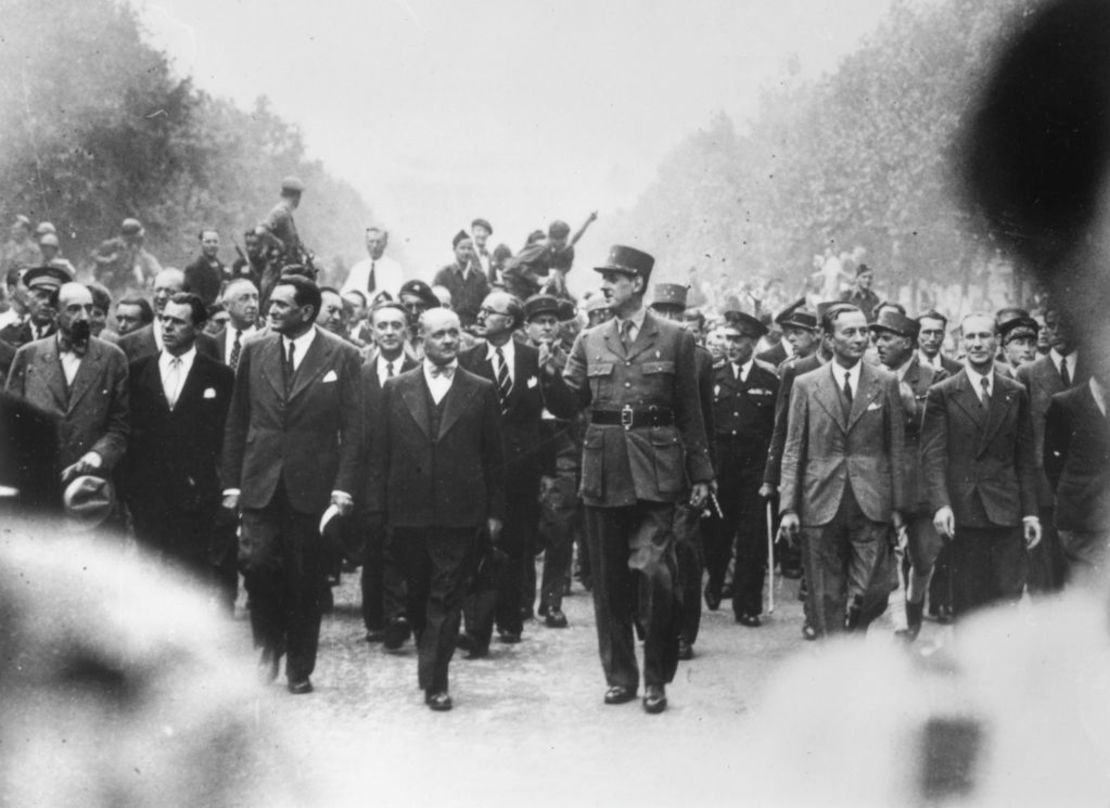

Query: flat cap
[23,265,72,289]
[780,307,818,331]
[471,218,493,234]
[399,279,440,308]
[594,245,654,279]
[650,283,688,310]
[869,309,920,339]
[524,294,561,321]
[281,176,305,193]
[722,310,768,339]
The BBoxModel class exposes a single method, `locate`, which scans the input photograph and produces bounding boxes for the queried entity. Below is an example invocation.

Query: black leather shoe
[736,613,762,628]
[287,678,313,695]
[498,630,522,644]
[425,691,453,711]
[456,632,476,653]
[677,638,693,660]
[365,628,386,643]
[383,618,410,651]
[642,685,667,714]
[464,644,489,660]
[545,609,568,628]
[802,622,818,641]
[604,685,637,705]
[704,589,721,611]
[258,648,280,684]
[903,601,924,641]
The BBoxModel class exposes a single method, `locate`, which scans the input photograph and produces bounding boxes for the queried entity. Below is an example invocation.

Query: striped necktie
[495,347,512,414]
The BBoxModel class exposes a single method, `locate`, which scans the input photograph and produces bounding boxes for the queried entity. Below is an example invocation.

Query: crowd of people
[0,163,1102,717]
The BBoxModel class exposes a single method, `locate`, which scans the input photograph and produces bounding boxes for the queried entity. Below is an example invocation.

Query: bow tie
[57,338,87,357]
[429,364,455,379]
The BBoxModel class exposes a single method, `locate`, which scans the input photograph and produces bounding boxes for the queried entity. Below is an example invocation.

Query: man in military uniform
[706,311,779,626]
[92,218,162,296]
[869,309,947,640]
[559,246,713,714]
[999,312,1040,372]
[258,177,306,269]
[649,282,715,658]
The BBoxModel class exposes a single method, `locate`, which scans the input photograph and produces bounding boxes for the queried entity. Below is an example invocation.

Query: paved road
[238,562,948,807]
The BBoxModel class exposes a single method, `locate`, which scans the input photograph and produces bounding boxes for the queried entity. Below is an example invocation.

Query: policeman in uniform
[558,245,713,714]
[705,311,779,626]
[649,282,715,658]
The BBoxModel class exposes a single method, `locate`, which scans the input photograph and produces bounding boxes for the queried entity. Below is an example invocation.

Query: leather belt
[591,406,675,430]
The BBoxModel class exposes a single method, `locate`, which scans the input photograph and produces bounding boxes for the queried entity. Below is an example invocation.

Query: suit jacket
[118,323,219,364]
[763,352,826,487]
[458,339,574,485]
[221,327,364,514]
[0,338,14,382]
[695,346,717,468]
[562,310,714,507]
[921,369,1037,528]
[365,365,506,528]
[0,390,61,513]
[122,352,234,520]
[432,264,490,328]
[780,360,906,526]
[361,352,417,431]
[212,326,262,366]
[6,336,129,470]
[756,340,789,369]
[0,320,55,349]
[713,359,779,466]
[898,356,947,513]
[1043,383,1110,533]
[183,256,225,307]
[1016,352,1087,507]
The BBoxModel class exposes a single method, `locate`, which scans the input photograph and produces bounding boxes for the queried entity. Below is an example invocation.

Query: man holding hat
[559,245,713,714]
[869,309,947,640]
[650,282,716,657]
[434,231,489,330]
[705,310,779,627]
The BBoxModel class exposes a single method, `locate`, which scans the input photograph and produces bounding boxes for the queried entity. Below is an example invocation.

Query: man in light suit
[358,301,418,644]
[122,293,234,598]
[365,308,505,711]
[1016,304,1085,595]
[921,313,1040,620]
[118,268,219,363]
[561,245,714,714]
[7,280,129,480]
[779,304,906,637]
[222,274,364,694]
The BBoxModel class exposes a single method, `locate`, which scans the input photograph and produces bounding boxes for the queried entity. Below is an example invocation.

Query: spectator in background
[86,282,117,342]
[38,232,77,277]
[433,230,487,330]
[1,215,42,277]
[839,264,880,322]
[343,290,372,345]
[92,218,162,294]
[316,286,348,338]
[470,218,494,283]
[115,295,154,337]
[183,228,225,310]
[998,313,1040,371]
[490,243,513,289]
[341,227,404,302]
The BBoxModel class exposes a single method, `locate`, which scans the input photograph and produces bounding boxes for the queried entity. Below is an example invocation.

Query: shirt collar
[1050,348,1075,370]
[486,338,515,364]
[965,363,993,393]
[831,358,862,389]
[423,358,458,377]
[733,358,754,380]
[160,345,197,370]
[893,355,914,381]
[282,325,317,355]
[617,305,647,331]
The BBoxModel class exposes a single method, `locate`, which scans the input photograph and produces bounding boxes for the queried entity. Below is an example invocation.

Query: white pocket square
[527,376,538,389]
[322,370,338,383]
[866,401,882,411]
[203,387,217,399]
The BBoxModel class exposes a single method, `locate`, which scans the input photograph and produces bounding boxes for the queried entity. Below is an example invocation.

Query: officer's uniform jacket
[898,355,946,513]
[712,358,779,467]
[562,309,713,507]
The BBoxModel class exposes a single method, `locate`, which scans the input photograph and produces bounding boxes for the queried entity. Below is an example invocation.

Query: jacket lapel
[438,371,478,441]
[602,318,627,360]
[35,344,68,411]
[814,364,848,433]
[951,372,986,428]
[401,373,432,439]
[626,312,660,361]
[287,330,331,402]
[979,373,1016,456]
[172,355,205,414]
[845,362,882,432]
[66,342,104,414]
[261,337,285,402]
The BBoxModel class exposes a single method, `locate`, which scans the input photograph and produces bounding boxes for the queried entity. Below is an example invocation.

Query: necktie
[229,330,242,371]
[843,371,853,405]
[620,320,633,351]
[386,360,395,378]
[1060,357,1071,387]
[284,340,296,395]
[495,347,512,414]
[732,364,740,381]
[980,375,990,406]
[165,357,182,409]
[367,261,376,293]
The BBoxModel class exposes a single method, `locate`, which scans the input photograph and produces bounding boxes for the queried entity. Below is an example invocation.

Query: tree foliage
[0,0,373,277]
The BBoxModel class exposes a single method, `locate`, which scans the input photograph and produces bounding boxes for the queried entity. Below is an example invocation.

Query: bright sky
[139,0,893,277]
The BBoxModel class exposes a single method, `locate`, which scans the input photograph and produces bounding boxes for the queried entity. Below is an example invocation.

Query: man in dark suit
[118,268,219,363]
[182,228,225,310]
[221,274,364,694]
[0,389,61,515]
[916,310,963,376]
[122,293,234,599]
[1044,374,1110,585]
[706,311,779,627]
[433,231,489,330]
[870,309,947,640]
[7,281,129,480]
[561,245,714,714]
[779,304,906,636]
[921,313,1040,620]
[457,290,572,654]
[0,265,66,348]
[212,279,260,371]
[1016,304,1085,595]
[358,301,418,644]
[365,308,505,711]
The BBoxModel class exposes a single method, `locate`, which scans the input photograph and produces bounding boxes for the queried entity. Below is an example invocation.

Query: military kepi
[23,265,73,289]
[594,245,654,281]
[722,310,768,339]
[869,309,920,339]
[651,283,688,309]
[524,294,561,321]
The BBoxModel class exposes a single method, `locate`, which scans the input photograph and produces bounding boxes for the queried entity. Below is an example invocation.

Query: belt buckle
[620,404,633,431]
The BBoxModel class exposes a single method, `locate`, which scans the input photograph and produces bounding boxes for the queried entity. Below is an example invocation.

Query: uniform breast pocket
[651,429,685,494]
[580,430,605,499]
[642,360,676,397]
[587,362,614,402]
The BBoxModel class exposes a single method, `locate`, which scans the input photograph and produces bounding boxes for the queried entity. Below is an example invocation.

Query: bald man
[364,308,505,711]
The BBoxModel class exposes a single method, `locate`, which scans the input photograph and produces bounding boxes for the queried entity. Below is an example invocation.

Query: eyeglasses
[480,307,512,317]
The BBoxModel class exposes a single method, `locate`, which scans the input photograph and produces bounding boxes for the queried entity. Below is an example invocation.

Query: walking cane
[765,501,775,614]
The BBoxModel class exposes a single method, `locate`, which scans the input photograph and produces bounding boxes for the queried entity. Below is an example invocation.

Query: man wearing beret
[869,309,947,640]
[650,282,716,658]
[704,310,779,628]
[559,246,714,714]
[434,231,489,330]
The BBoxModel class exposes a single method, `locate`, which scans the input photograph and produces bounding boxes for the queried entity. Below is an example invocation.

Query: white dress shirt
[423,359,457,404]
[224,325,257,364]
[342,255,404,301]
[1050,349,1077,383]
[616,306,648,344]
[281,327,317,372]
[377,353,404,387]
[965,364,994,403]
[831,359,863,398]
[733,358,754,383]
[58,340,82,387]
[159,346,196,409]
[486,338,516,384]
